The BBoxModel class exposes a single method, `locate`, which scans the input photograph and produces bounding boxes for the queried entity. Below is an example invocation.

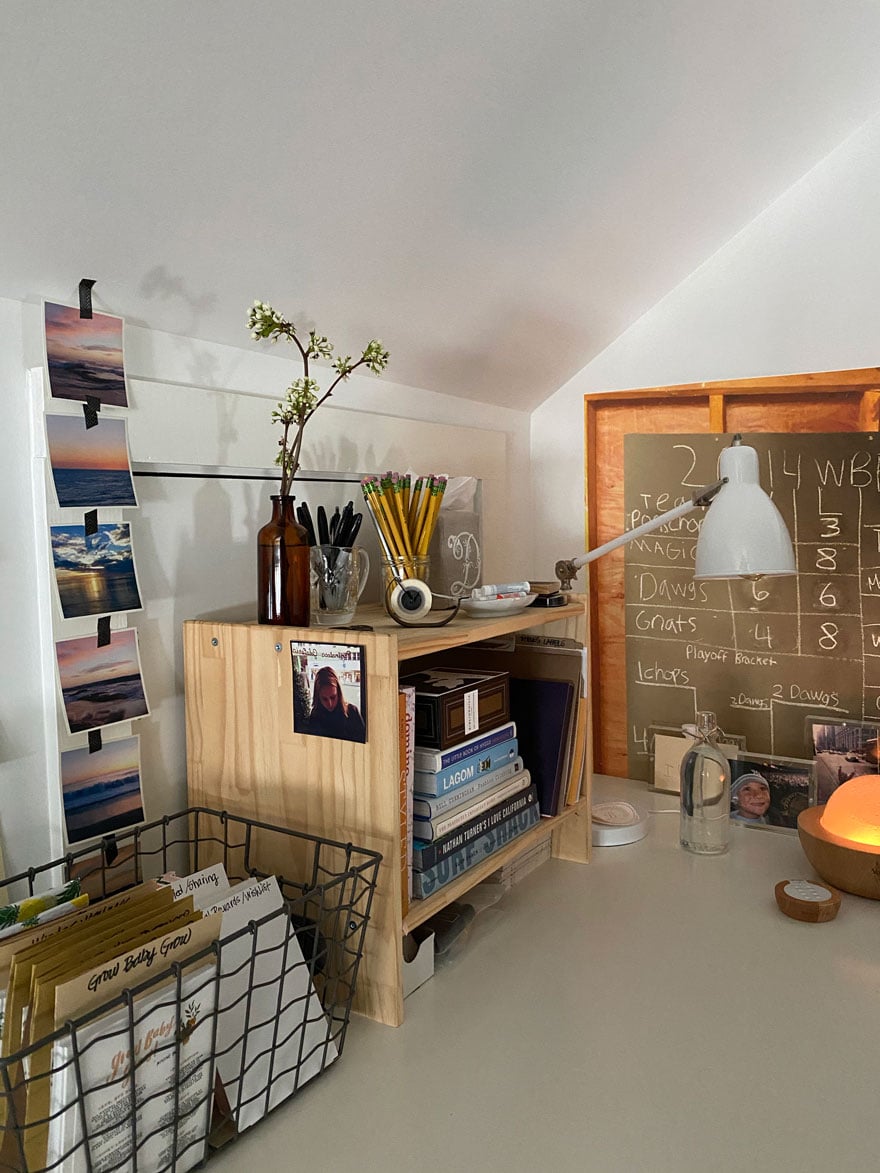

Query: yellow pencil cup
[381,555,430,617]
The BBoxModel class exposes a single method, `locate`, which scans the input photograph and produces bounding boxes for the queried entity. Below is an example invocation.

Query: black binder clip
[88,729,103,754]
[84,510,98,536]
[97,616,111,647]
[78,278,96,319]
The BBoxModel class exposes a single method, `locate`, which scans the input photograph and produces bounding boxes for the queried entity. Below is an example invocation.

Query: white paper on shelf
[201,875,338,1131]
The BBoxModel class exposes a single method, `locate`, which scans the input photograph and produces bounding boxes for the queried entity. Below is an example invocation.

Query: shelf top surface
[186,597,586,660]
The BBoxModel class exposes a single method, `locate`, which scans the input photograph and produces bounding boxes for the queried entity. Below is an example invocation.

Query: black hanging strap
[78,278,96,319]
[88,729,102,753]
[102,834,118,866]
[97,616,111,646]
[82,396,101,429]
[84,510,98,536]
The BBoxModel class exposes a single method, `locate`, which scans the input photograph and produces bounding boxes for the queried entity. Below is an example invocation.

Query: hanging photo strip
[54,627,149,735]
[45,413,138,510]
[43,300,129,407]
[59,735,145,845]
[50,523,143,619]
[290,641,367,743]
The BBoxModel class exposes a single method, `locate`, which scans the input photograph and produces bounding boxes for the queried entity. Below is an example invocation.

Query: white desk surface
[211,775,879,1173]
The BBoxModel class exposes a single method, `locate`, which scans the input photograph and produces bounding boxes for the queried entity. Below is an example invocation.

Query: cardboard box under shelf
[400,667,509,750]
[402,929,435,998]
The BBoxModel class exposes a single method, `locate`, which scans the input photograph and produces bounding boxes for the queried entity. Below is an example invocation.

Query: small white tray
[459,594,537,617]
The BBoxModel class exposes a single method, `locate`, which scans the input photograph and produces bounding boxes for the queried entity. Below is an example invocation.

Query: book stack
[399,667,541,901]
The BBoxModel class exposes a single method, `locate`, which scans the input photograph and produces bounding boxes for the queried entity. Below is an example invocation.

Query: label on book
[413,800,541,899]
[413,720,516,773]
[463,688,479,735]
[413,736,518,797]
[413,783,538,871]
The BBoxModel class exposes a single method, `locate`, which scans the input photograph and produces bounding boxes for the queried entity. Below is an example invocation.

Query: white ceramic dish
[460,594,537,617]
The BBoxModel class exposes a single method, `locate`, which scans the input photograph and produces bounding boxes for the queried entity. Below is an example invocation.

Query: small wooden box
[400,667,510,750]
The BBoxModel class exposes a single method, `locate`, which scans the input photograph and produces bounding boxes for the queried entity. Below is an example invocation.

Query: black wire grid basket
[0,807,382,1172]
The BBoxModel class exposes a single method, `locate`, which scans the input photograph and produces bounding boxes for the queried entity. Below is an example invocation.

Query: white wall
[531,111,880,576]
[2,303,531,876]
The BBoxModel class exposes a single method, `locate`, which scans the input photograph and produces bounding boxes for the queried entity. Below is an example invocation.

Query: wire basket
[0,807,382,1172]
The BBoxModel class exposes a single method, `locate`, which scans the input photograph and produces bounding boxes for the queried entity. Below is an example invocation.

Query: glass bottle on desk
[680,711,730,855]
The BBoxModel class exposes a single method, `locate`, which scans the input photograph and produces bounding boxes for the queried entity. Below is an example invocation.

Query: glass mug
[310,545,371,626]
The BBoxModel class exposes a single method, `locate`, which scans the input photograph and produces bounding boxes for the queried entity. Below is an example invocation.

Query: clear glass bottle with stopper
[680,710,731,854]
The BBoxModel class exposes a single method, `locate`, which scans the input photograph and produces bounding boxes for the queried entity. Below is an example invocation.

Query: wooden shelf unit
[183,599,591,1027]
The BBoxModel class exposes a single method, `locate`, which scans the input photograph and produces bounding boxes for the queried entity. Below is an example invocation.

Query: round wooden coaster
[775,879,841,922]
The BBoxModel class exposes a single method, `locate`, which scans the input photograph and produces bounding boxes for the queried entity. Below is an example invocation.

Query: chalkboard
[624,432,880,780]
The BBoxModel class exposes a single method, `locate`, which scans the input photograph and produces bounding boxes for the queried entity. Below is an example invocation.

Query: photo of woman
[308,665,366,742]
[291,641,367,743]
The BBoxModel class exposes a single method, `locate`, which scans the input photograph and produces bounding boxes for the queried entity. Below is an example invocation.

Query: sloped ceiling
[3,1,880,410]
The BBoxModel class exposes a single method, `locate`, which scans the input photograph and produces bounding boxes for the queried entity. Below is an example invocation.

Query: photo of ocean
[61,673,148,734]
[51,523,142,618]
[55,629,149,735]
[45,414,138,509]
[60,737,144,844]
[51,467,137,508]
[44,301,128,407]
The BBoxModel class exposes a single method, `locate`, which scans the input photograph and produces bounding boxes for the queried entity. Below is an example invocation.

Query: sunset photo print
[60,736,145,844]
[44,300,128,406]
[55,627,149,734]
[45,413,137,509]
[50,523,142,619]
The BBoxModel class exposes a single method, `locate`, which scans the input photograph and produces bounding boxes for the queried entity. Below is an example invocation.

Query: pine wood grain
[184,599,590,1026]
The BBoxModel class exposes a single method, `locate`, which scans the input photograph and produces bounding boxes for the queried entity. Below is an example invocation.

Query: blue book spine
[412,757,525,819]
[413,720,517,772]
[413,796,541,899]
[414,783,538,870]
[412,736,518,798]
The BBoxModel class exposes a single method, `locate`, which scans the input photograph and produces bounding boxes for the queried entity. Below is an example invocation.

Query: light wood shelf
[184,598,591,1027]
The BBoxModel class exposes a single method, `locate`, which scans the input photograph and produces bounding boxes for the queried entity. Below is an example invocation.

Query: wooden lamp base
[797,806,880,901]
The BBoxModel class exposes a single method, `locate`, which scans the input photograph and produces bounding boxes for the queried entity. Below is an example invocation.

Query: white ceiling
[3,2,880,411]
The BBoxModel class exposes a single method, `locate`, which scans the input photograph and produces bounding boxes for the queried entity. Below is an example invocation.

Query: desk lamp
[555,435,796,590]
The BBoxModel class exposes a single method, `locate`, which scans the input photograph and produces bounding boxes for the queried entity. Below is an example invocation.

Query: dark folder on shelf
[507,677,575,816]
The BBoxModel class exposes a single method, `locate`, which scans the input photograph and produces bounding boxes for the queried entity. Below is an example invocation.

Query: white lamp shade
[694,444,796,579]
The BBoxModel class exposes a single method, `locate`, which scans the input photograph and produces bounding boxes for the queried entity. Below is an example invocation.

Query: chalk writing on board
[624,433,880,781]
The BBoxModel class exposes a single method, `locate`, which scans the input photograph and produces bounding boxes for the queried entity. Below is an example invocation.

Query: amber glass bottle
[257,495,310,625]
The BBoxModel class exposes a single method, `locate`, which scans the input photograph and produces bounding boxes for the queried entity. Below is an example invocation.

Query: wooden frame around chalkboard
[584,366,880,778]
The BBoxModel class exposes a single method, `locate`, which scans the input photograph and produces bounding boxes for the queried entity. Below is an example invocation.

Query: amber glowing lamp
[797,776,880,900]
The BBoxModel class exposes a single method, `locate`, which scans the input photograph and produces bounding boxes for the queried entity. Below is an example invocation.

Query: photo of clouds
[45,413,137,509]
[44,301,128,407]
[60,736,144,844]
[55,627,149,734]
[50,523,143,619]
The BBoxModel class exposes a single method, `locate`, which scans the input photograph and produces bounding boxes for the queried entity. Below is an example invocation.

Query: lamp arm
[555,478,726,591]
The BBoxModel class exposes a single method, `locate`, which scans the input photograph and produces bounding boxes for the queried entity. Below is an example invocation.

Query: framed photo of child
[731,752,816,831]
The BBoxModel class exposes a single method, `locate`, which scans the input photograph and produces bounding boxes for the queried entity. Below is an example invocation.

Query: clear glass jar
[680,711,731,855]
[380,555,430,618]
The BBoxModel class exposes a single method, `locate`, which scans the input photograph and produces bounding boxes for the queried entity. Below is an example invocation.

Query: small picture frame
[731,752,816,831]
[291,640,367,743]
[805,716,880,804]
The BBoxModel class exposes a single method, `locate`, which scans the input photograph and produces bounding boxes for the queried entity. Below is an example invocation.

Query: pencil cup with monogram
[310,546,371,626]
